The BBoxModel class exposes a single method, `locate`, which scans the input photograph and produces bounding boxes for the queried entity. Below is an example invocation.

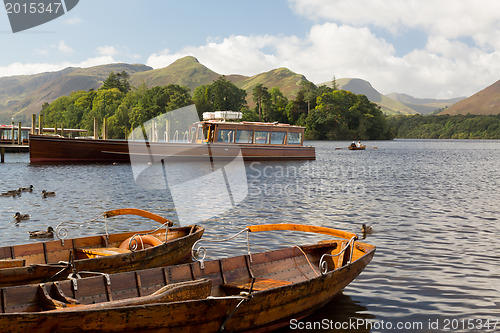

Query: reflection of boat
[0,224,375,332]
[348,145,366,150]
[0,208,204,288]
[29,113,315,163]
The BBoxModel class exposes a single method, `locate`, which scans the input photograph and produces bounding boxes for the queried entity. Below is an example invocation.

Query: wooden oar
[103,208,173,227]
[335,147,347,150]
[366,146,378,149]
[247,223,358,240]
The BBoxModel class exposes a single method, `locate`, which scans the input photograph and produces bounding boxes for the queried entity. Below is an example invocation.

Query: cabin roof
[195,120,305,130]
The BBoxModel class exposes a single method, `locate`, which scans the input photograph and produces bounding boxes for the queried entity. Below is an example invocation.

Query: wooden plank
[0,247,11,260]
[44,238,73,264]
[166,264,193,283]
[0,259,25,269]
[247,223,358,240]
[222,277,292,294]
[221,256,250,283]
[135,271,142,297]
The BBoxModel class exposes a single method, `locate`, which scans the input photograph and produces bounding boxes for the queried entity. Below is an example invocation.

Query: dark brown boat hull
[0,240,375,332]
[29,135,315,163]
[0,226,204,288]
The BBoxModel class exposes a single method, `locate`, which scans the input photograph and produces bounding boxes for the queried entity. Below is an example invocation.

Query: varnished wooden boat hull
[0,225,204,288]
[29,135,315,163]
[348,145,366,150]
[0,234,375,332]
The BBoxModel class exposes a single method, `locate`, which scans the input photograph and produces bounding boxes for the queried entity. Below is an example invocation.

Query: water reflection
[1,139,499,332]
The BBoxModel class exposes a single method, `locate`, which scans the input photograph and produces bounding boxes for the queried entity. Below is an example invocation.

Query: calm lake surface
[1,139,499,332]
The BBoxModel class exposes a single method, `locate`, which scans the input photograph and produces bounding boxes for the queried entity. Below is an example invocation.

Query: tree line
[388,114,500,139]
[40,71,394,140]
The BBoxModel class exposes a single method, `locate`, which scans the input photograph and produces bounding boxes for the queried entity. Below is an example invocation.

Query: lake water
[0,139,499,332]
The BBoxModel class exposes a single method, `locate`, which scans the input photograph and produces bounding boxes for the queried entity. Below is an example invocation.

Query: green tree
[252,83,271,121]
[101,71,131,93]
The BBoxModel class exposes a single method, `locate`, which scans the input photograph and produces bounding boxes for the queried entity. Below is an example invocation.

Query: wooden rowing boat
[0,223,375,332]
[348,145,366,150]
[0,208,204,288]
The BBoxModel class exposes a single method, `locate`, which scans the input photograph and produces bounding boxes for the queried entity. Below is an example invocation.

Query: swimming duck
[14,212,30,222]
[41,190,56,198]
[1,189,21,197]
[29,226,54,239]
[361,224,373,234]
[19,185,34,192]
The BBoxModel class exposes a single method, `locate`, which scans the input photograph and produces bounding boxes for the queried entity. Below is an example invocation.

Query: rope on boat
[207,294,252,332]
[292,246,320,277]
[55,212,104,245]
[55,212,171,249]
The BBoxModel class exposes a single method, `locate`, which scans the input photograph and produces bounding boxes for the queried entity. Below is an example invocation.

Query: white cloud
[0,56,118,78]
[146,20,500,99]
[58,40,74,55]
[96,45,118,57]
[288,0,500,42]
[63,16,82,26]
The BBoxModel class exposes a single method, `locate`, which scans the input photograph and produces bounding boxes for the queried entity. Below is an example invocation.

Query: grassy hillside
[321,78,417,115]
[387,93,465,115]
[131,57,308,107]
[0,63,151,122]
[130,56,220,92]
[439,80,500,115]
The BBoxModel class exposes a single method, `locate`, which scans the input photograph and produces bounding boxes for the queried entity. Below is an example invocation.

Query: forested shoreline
[40,72,393,140]
[39,71,500,140]
[388,114,500,139]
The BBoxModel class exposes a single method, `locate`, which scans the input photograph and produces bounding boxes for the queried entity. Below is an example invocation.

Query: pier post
[103,118,108,140]
[94,118,99,140]
[1,148,4,163]
[11,122,15,144]
[61,124,64,137]
[38,115,44,135]
[31,114,36,135]
[18,122,22,145]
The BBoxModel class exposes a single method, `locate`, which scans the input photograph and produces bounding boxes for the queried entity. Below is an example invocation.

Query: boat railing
[191,223,358,270]
[55,208,173,249]
[192,228,250,269]
[318,236,357,274]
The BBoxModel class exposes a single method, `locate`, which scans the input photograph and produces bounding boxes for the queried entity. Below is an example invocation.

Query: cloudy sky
[1,0,499,99]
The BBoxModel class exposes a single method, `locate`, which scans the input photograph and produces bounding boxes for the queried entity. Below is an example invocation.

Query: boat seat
[74,247,131,259]
[0,258,25,268]
[221,277,292,294]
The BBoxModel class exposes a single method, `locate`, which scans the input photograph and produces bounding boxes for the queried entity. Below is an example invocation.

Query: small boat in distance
[348,145,366,150]
[0,208,204,287]
[0,223,375,332]
[29,110,315,163]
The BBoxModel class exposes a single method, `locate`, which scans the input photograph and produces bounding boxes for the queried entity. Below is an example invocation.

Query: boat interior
[0,227,193,269]
[0,239,375,314]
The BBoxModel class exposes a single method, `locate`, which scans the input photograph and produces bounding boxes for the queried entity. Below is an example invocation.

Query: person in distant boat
[356,141,362,148]
[350,141,356,148]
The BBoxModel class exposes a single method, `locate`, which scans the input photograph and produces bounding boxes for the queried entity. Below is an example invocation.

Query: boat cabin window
[270,131,286,144]
[254,131,270,144]
[287,132,302,145]
[196,126,204,142]
[235,130,253,143]
[217,129,235,143]
[190,127,197,142]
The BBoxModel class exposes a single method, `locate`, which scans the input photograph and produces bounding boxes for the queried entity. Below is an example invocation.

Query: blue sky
[1,0,500,99]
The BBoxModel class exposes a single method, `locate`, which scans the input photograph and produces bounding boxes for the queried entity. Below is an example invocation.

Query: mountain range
[0,56,495,123]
